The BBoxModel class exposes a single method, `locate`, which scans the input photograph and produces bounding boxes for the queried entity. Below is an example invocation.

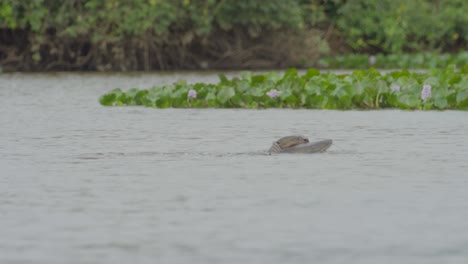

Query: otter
[268,135,332,154]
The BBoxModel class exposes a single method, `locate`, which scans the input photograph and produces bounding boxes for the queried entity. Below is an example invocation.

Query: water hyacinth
[421,84,432,101]
[187,89,197,99]
[99,67,468,110]
[266,89,281,98]
[391,85,401,92]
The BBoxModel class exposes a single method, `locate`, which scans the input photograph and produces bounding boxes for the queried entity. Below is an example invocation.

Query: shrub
[336,0,468,53]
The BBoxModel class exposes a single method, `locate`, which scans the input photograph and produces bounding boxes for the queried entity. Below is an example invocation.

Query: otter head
[276,135,309,149]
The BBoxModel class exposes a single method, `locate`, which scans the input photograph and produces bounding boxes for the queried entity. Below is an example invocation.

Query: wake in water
[75,150,268,160]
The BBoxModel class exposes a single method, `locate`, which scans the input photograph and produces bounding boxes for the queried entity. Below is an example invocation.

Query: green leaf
[247,87,264,97]
[99,93,116,106]
[304,68,320,79]
[218,74,230,84]
[434,97,448,109]
[217,86,235,103]
[397,94,420,109]
[230,95,243,107]
[284,68,298,78]
[240,71,252,82]
[305,81,321,94]
[251,75,266,85]
[126,88,139,97]
[134,90,148,105]
[456,89,468,104]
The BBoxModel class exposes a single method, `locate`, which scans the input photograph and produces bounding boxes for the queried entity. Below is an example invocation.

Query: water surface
[1,72,468,264]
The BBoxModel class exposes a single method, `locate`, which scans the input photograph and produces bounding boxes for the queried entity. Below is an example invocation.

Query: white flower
[391,85,401,92]
[187,89,197,99]
[421,84,432,101]
[266,89,281,98]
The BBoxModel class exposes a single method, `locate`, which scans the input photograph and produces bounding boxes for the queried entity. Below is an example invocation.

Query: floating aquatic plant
[100,66,468,110]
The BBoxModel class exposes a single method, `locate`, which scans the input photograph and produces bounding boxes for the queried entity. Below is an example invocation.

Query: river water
[1,72,467,264]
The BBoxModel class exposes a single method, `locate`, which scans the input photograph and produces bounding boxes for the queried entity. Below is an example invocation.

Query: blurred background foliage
[0,0,466,71]
[336,0,468,53]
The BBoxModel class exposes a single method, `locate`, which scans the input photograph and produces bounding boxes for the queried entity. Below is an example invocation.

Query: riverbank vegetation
[319,52,468,69]
[100,66,468,110]
[1,0,467,71]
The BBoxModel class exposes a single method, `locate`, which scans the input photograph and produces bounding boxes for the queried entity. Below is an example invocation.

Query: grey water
[1,72,467,264]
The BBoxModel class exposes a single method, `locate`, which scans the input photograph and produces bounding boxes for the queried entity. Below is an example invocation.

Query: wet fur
[276,135,309,149]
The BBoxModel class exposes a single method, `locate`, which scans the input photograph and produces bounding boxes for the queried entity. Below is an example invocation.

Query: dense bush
[0,0,329,71]
[336,0,468,53]
[0,0,316,37]
[0,0,467,71]
[100,66,468,110]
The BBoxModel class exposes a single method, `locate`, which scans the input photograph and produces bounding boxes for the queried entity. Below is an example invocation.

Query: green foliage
[319,52,468,69]
[0,0,323,40]
[336,0,468,53]
[99,67,468,110]
[1,0,468,71]
[215,0,319,35]
[0,0,330,70]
